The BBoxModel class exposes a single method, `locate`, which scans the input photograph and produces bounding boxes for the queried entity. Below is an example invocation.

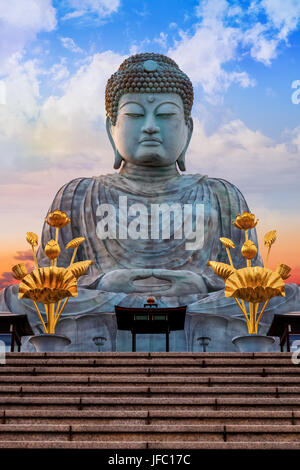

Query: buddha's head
[105,53,194,171]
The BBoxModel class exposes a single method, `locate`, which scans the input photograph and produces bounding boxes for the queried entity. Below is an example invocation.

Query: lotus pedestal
[232,334,275,352]
[29,334,71,352]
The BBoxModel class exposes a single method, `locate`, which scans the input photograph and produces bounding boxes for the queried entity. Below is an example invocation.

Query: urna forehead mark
[147,95,155,103]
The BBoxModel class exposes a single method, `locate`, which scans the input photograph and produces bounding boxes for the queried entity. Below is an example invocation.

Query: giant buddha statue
[1,53,300,351]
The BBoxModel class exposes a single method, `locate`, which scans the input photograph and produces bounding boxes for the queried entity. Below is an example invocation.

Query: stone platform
[0,352,300,449]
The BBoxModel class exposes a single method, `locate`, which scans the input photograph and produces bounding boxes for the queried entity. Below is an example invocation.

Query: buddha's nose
[142,115,160,134]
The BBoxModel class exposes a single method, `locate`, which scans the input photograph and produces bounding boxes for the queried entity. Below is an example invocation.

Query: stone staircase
[0,352,300,449]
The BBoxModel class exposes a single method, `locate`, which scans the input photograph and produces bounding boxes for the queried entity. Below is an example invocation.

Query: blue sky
[0,0,300,286]
[12,0,300,139]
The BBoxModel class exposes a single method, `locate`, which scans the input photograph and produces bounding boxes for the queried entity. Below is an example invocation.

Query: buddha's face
[109,93,192,167]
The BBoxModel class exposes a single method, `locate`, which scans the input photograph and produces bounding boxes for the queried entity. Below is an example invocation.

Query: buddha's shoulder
[55,174,117,195]
[199,175,245,199]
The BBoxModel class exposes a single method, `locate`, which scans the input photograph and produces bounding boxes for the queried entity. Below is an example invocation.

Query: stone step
[0,384,299,397]
[0,409,299,425]
[0,352,298,449]
[6,352,292,358]
[1,366,299,376]
[0,440,299,449]
[0,424,299,442]
[0,396,300,410]
[1,375,299,385]
[2,358,294,367]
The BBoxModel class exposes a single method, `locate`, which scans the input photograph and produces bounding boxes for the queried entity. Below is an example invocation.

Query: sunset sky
[0,0,300,289]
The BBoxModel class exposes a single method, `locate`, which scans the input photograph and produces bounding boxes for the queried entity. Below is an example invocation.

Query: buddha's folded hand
[97,269,154,293]
[151,269,208,296]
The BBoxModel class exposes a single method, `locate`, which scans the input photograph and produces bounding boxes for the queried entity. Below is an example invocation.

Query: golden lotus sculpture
[14,210,93,334]
[207,211,290,334]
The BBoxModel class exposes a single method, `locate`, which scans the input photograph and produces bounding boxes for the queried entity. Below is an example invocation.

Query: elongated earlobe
[106,116,124,170]
[177,154,186,171]
[176,117,193,172]
[114,151,123,169]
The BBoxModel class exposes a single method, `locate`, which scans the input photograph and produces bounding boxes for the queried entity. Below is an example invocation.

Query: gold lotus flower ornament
[225,267,285,303]
[26,232,39,268]
[17,210,93,335]
[264,230,277,268]
[276,264,291,280]
[241,240,257,261]
[219,237,235,267]
[264,230,277,247]
[67,260,94,279]
[12,263,28,280]
[233,212,258,231]
[220,238,235,249]
[66,237,86,266]
[45,240,61,260]
[66,237,85,249]
[46,210,71,229]
[206,261,235,281]
[26,232,38,247]
[208,209,290,334]
[18,267,78,303]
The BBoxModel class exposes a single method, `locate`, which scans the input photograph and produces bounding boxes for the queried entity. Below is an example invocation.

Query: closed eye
[156,113,176,118]
[124,113,144,118]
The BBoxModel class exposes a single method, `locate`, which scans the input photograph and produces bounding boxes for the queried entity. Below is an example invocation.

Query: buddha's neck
[119,161,180,179]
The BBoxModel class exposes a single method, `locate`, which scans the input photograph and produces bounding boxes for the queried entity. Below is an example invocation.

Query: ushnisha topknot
[105,52,194,125]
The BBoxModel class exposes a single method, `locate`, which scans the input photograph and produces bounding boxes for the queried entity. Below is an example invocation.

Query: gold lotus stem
[225,248,234,268]
[54,228,59,267]
[33,301,48,333]
[249,302,254,334]
[253,302,259,334]
[48,303,55,334]
[247,259,251,268]
[245,230,248,241]
[54,297,69,329]
[31,246,38,269]
[44,304,49,323]
[255,299,270,331]
[70,246,78,266]
[254,302,259,323]
[234,297,251,331]
[265,246,272,268]
[54,299,63,320]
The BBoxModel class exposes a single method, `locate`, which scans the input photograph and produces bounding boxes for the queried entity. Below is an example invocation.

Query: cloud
[0,250,34,290]
[0,272,18,290]
[168,0,255,102]
[0,0,57,71]
[262,0,300,40]
[0,50,125,178]
[62,0,120,20]
[48,58,70,82]
[168,0,300,101]
[14,250,35,263]
[153,32,168,49]
[61,37,83,54]
[187,117,300,199]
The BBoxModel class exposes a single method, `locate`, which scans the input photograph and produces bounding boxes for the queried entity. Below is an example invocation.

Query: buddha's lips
[139,137,162,144]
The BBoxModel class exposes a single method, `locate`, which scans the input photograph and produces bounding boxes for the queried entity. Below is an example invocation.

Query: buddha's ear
[177,117,193,172]
[106,116,123,170]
